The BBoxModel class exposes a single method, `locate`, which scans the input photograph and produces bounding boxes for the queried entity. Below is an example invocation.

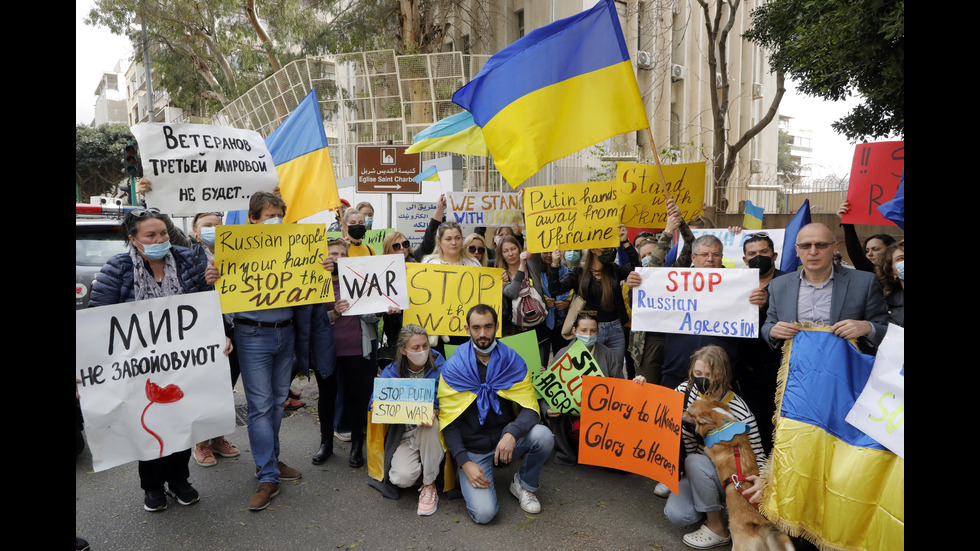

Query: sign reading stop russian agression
[356,145,422,194]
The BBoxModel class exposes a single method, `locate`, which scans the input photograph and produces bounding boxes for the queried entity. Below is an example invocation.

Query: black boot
[312,441,333,465]
[348,440,364,468]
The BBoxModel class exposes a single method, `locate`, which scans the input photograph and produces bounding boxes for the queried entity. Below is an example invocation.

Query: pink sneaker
[417,484,438,516]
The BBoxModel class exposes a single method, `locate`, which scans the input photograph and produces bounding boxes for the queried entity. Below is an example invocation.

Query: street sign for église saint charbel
[356,145,422,194]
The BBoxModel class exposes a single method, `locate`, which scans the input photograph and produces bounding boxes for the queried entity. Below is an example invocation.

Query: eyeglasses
[129,207,161,218]
[468,246,486,254]
[392,240,412,251]
[693,252,723,259]
[795,241,836,250]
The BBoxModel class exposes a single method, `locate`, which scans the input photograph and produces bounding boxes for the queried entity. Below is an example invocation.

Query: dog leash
[723,446,760,510]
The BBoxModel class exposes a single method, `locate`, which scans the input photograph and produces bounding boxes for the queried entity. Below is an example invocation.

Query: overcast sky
[76,0,865,179]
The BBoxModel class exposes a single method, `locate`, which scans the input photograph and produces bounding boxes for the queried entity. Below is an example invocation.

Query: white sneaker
[654,482,670,498]
[417,484,438,516]
[509,474,541,514]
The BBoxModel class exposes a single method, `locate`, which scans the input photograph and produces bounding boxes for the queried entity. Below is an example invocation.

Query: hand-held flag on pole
[779,199,811,272]
[405,111,488,157]
[266,89,341,223]
[453,0,649,188]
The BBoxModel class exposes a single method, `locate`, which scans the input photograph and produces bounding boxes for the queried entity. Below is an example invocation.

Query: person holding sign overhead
[89,207,226,512]
[367,325,446,516]
[438,305,554,523]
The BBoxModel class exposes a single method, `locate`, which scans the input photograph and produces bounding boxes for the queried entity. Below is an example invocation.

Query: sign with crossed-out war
[336,254,409,316]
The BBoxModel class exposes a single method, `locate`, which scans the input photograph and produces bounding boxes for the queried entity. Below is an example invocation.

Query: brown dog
[684,400,794,551]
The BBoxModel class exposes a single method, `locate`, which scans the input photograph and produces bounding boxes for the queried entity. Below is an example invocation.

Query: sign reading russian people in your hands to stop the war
[404,264,502,337]
[447,192,524,227]
[522,181,621,254]
[371,378,437,424]
[531,339,604,415]
[616,162,706,227]
[579,376,683,494]
[842,141,904,226]
[630,267,759,338]
[76,291,236,472]
[214,223,333,313]
[131,123,278,216]
[337,254,409,316]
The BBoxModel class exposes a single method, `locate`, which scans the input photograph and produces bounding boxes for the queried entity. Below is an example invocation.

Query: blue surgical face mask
[895,261,904,281]
[139,241,171,260]
[473,339,497,355]
[564,251,581,264]
[575,334,597,347]
[641,255,655,267]
[199,227,216,246]
[262,217,283,225]
[365,216,374,229]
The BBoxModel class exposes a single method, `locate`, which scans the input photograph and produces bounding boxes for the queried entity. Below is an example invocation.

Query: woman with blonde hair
[422,221,479,266]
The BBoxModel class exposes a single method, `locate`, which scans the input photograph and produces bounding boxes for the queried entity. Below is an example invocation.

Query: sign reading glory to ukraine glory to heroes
[76,292,236,472]
[214,224,334,314]
[131,123,278,216]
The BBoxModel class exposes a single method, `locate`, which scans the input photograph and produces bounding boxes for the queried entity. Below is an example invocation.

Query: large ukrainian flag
[266,89,341,223]
[453,0,648,188]
[765,329,903,551]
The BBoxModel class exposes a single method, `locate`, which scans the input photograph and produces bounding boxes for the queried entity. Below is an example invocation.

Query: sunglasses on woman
[392,240,412,251]
[468,246,486,254]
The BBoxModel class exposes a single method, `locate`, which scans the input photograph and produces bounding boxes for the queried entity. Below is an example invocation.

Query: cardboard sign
[76,292,236,472]
[337,254,409,316]
[579,377,683,493]
[846,324,904,458]
[523,181,621,253]
[131,123,278,216]
[842,141,905,226]
[405,264,502,336]
[444,330,541,374]
[447,192,523,227]
[630,267,759,338]
[371,378,436,424]
[395,202,438,249]
[214,224,333,313]
[683,229,786,269]
[616,162,706,225]
[531,339,604,415]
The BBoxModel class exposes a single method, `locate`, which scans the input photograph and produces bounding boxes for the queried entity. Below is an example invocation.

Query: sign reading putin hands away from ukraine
[75,292,236,472]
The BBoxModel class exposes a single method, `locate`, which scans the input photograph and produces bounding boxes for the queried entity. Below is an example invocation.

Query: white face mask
[405,349,429,368]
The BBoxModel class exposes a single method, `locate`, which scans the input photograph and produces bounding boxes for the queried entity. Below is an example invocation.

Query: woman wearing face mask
[548,224,638,361]
[367,325,446,516]
[343,208,374,257]
[875,240,904,327]
[356,201,375,230]
[89,207,229,512]
[664,345,766,549]
[540,313,638,465]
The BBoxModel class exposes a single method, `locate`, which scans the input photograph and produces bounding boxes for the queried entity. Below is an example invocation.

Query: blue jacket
[89,246,210,307]
[376,350,446,409]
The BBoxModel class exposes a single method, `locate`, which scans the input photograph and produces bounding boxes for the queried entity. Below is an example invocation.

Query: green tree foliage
[76,124,135,201]
[745,0,904,141]
[86,0,318,114]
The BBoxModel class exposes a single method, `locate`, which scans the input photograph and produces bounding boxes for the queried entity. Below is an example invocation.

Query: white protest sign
[447,192,523,227]
[131,123,279,216]
[630,267,759,338]
[395,202,438,249]
[846,324,904,458]
[683,229,786,268]
[337,254,409,316]
[75,291,236,472]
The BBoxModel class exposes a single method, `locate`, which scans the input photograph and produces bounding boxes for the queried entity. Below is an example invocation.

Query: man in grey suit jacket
[763,223,889,351]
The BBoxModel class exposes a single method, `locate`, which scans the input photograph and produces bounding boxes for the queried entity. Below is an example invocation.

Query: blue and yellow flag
[266,89,341,223]
[779,199,811,272]
[405,111,488,157]
[453,0,649,188]
[742,200,764,230]
[765,329,903,551]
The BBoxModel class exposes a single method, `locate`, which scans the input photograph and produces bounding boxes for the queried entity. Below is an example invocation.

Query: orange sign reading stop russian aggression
[578,377,683,495]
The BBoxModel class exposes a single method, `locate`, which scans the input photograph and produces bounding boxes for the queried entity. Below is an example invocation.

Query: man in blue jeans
[438,304,554,524]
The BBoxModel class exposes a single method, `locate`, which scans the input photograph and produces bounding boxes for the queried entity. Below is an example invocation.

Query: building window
[516,10,525,38]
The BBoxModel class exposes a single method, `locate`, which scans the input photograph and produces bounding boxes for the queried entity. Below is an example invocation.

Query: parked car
[76,205,129,309]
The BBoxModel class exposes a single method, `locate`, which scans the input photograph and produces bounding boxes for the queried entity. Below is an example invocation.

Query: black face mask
[747,254,773,274]
[693,377,711,394]
[347,224,367,240]
[598,250,617,264]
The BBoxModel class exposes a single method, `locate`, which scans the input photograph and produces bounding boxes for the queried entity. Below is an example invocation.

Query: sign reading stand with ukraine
[453,0,649,187]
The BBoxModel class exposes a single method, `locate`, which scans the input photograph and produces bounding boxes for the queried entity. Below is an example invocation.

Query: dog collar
[703,421,749,448]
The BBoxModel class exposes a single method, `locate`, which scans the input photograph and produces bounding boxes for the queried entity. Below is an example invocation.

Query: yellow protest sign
[214,224,334,313]
[405,264,502,337]
[616,161,706,226]
[522,181,621,253]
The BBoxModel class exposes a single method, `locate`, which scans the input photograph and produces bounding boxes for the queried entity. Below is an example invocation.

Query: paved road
[76,377,706,551]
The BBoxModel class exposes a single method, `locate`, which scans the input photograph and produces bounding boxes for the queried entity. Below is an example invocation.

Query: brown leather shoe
[277,461,302,481]
[248,482,280,511]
